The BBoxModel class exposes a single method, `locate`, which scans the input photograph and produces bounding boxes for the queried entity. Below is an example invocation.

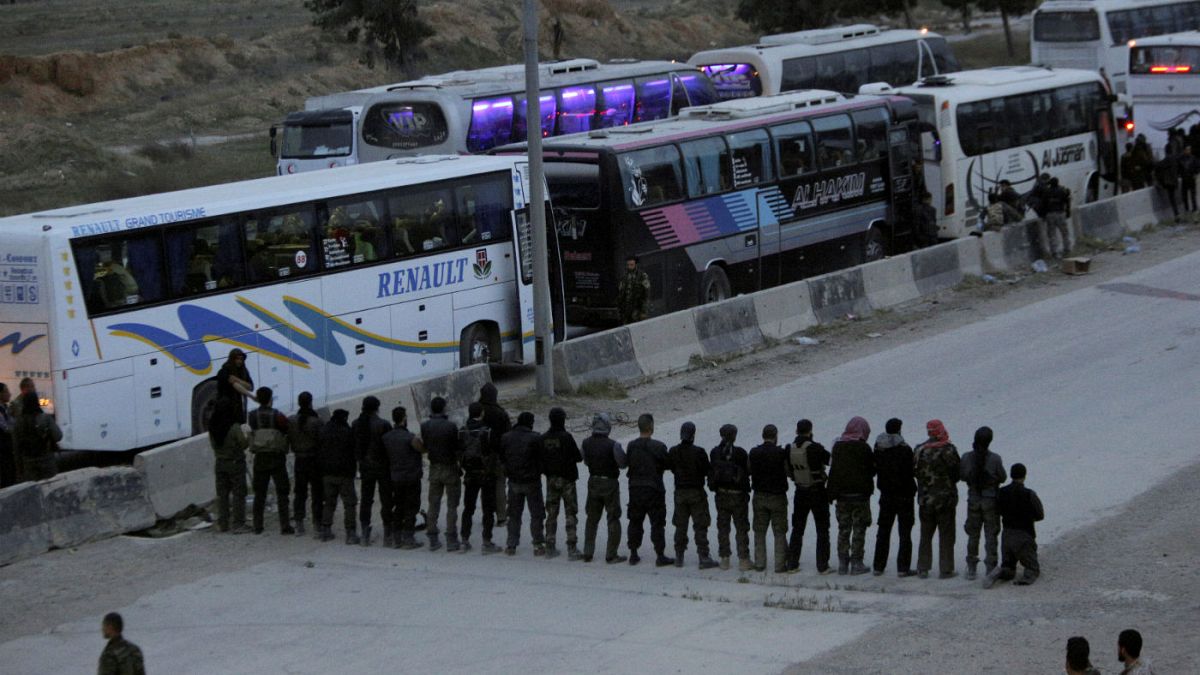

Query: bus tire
[460,322,494,368]
[1086,175,1099,203]
[191,379,219,436]
[863,227,887,262]
[700,265,731,304]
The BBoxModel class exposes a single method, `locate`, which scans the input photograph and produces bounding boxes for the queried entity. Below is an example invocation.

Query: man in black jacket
[872,418,916,577]
[353,396,392,547]
[710,424,751,571]
[502,411,546,556]
[382,406,426,549]
[669,422,718,569]
[828,416,875,575]
[461,402,499,554]
[749,425,789,573]
[581,413,627,564]
[479,383,511,525]
[541,407,582,560]
[626,413,674,567]
[422,396,462,552]
[986,463,1044,588]
[318,409,358,544]
[785,419,832,574]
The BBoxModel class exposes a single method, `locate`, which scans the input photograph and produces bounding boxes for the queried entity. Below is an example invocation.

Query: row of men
[0,378,64,488]
[211,384,1042,584]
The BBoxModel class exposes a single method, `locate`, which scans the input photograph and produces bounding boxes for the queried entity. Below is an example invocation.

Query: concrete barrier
[752,280,817,341]
[553,326,642,392]
[952,236,984,277]
[807,268,871,323]
[1115,188,1173,236]
[692,296,764,359]
[910,242,964,295]
[628,311,701,376]
[1075,197,1123,243]
[861,256,919,310]
[133,435,214,520]
[408,364,491,421]
[0,481,49,566]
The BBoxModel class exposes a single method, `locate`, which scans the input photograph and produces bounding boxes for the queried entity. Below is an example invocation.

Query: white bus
[889,66,1119,238]
[0,156,558,451]
[271,107,362,174]
[688,24,959,100]
[1128,31,1200,156]
[274,59,718,174]
[1031,0,1200,94]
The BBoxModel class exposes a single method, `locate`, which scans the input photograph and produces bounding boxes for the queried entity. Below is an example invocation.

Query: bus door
[755,189,782,289]
[888,125,917,243]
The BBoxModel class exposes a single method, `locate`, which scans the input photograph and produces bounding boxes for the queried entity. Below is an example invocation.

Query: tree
[736,0,837,33]
[862,0,918,29]
[976,0,1036,58]
[940,0,975,35]
[304,0,434,70]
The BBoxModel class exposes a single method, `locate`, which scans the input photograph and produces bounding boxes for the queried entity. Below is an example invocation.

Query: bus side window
[322,196,387,269]
[244,207,316,282]
[851,108,889,161]
[812,114,856,170]
[681,137,732,197]
[557,85,597,135]
[73,232,166,314]
[618,146,683,209]
[634,75,673,123]
[166,219,244,297]
[727,129,773,187]
[678,70,719,106]
[772,121,816,177]
[669,73,692,115]
[596,80,635,128]
[388,187,459,256]
[456,175,513,245]
[780,56,816,92]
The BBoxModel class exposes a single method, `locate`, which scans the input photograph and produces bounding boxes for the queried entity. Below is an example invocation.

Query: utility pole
[524,0,555,397]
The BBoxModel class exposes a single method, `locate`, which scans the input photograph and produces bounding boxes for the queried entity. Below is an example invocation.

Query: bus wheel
[191,380,218,436]
[701,265,731,304]
[1086,176,1099,203]
[863,227,887,262]
[460,323,493,368]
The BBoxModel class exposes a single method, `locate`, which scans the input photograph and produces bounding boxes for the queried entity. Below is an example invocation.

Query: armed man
[616,255,650,324]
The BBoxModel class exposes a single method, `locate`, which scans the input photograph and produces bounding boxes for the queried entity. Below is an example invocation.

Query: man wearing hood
[353,395,393,546]
[749,424,790,573]
[422,396,463,552]
[872,418,916,577]
[626,413,674,567]
[785,419,831,574]
[581,413,628,563]
[318,409,359,544]
[541,407,583,560]
[383,406,427,549]
[709,423,751,571]
[669,422,718,569]
[828,416,875,575]
[502,411,546,555]
[914,419,961,579]
[479,383,511,525]
[960,426,1007,580]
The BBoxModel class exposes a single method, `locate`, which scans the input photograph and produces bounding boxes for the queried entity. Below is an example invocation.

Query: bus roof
[0,155,522,239]
[890,66,1106,101]
[688,26,944,65]
[1130,30,1200,47]
[502,89,892,154]
[1033,0,1183,11]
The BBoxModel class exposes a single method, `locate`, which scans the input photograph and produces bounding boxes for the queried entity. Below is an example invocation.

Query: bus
[499,90,923,325]
[1031,0,1200,94]
[1128,31,1200,156]
[0,156,559,451]
[688,24,959,101]
[273,59,718,175]
[271,107,362,174]
[888,67,1119,239]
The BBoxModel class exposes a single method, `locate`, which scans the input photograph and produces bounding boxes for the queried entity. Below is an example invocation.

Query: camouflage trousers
[918,497,957,576]
[672,487,711,557]
[752,492,788,572]
[214,460,247,530]
[583,476,622,560]
[964,498,1000,571]
[714,490,750,560]
[835,499,872,563]
[544,476,579,548]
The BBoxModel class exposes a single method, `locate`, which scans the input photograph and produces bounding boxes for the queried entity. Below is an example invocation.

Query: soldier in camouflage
[616,256,650,325]
[914,419,961,579]
[541,407,583,560]
[98,612,145,675]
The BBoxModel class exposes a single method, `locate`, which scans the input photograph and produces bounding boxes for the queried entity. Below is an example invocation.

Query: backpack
[460,425,490,473]
[711,444,742,489]
[789,441,819,488]
[985,202,1005,229]
[249,411,287,455]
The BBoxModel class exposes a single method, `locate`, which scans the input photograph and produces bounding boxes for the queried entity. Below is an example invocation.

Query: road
[1,248,1197,673]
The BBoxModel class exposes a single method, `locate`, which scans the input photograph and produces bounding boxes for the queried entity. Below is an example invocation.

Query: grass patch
[763,592,853,613]
[572,379,629,399]
[953,29,1030,69]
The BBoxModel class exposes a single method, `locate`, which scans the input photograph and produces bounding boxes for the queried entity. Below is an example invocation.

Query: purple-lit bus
[499,90,923,326]
[345,59,717,165]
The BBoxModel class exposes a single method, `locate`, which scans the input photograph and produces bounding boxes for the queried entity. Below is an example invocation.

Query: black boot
[655,552,676,567]
[361,525,372,547]
[673,549,685,568]
[383,525,394,548]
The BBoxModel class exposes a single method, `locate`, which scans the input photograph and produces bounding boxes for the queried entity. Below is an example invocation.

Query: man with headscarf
[914,419,961,579]
[216,348,254,424]
[208,398,250,533]
[479,383,511,525]
[502,411,546,556]
[540,407,582,560]
[959,426,1006,580]
[872,418,916,577]
[785,419,832,574]
[710,423,751,571]
[581,413,628,563]
[828,416,875,575]
[626,413,674,567]
[749,424,790,573]
[354,395,393,546]
[669,422,718,569]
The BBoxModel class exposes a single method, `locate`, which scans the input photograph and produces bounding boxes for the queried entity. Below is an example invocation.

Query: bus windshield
[700,63,763,99]
[361,102,450,151]
[1033,11,1101,42]
[281,123,353,159]
[1131,45,1200,73]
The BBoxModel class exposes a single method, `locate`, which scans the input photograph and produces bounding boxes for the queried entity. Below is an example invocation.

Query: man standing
[1065,636,1102,675]
[215,348,254,423]
[318,409,359,544]
[98,612,144,675]
[247,387,292,535]
[616,255,650,325]
[541,407,582,560]
[960,426,1006,580]
[382,406,426,550]
[479,383,511,526]
[502,411,546,556]
[460,402,499,554]
[914,419,961,579]
[625,413,674,567]
[709,424,751,571]
[828,416,875,576]
[208,399,250,534]
[748,424,789,574]
[581,413,627,564]
[872,418,916,577]
[1027,173,1052,260]
[669,422,718,569]
[1117,629,1157,674]
[986,463,1044,588]
[785,419,831,574]
[287,392,323,538]
[353,396,393,546]
[12,390,61,482]
[0,383,15,488]
[1043,176,1072,259]
[422,396,463,552]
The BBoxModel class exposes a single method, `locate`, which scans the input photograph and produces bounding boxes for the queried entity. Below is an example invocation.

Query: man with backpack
[581,413,627,564]
[709,423,751,571]
[247,387,292,535]
[382,406,426,550]
[669,422,718,569]
[625,413,674,567]
[287,391,323,538]
[353,396,393,547]
[541,407,583,560]
[785,419,831,574]
[460,402,499,554]
[422,396,463,552]
[872,418,916,577]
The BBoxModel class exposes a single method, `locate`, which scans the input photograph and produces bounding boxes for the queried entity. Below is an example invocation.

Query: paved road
[2,250,1197,674]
